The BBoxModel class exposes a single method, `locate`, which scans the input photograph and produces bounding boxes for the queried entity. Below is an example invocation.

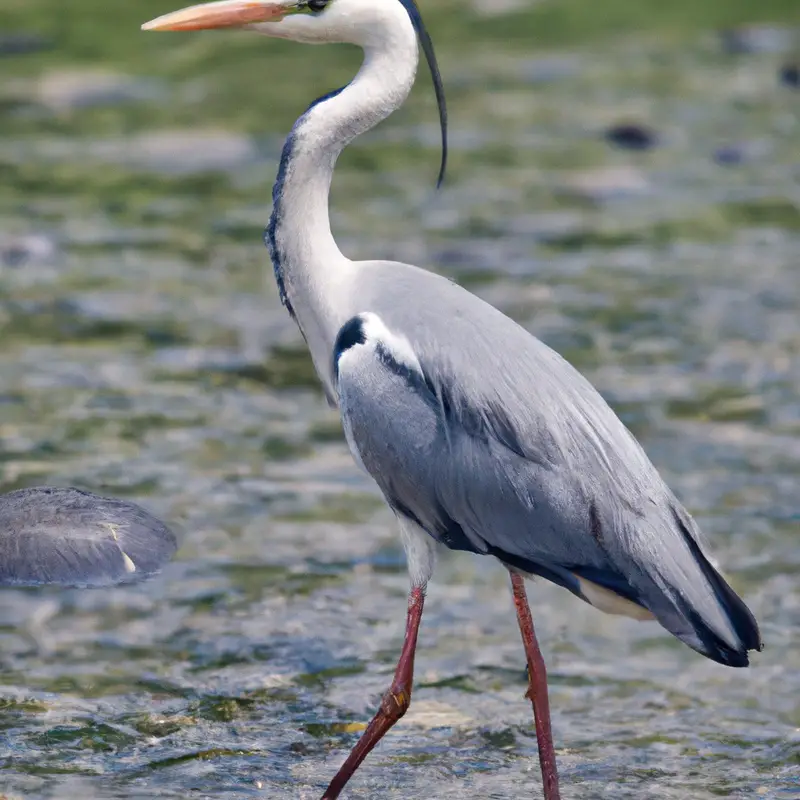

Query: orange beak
[142,0,297,32]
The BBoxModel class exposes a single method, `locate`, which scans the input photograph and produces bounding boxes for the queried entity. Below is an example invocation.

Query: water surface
[0,0,799,797]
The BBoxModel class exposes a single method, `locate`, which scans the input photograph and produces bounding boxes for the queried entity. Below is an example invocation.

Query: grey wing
[334,304,761,668]
[0,486,178,587]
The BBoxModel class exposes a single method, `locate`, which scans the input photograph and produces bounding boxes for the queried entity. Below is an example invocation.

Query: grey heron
[143,2,763,798]
[0,486,177,587]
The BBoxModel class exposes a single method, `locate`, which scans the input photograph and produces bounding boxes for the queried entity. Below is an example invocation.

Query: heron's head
[142,0,447,184]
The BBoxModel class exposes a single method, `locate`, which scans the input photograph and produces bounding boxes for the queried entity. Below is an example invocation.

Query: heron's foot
[320,685,413,799]
[320,586,426,800]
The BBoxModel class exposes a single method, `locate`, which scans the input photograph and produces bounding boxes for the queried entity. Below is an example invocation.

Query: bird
[0,486,177,587]
[142,2,763,798]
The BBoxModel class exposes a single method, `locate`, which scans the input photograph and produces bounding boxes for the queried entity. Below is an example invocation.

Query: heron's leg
[321,585,425,800]
[509,571,561,800]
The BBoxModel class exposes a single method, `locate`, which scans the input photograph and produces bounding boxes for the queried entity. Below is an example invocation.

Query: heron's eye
[307,0,329,12]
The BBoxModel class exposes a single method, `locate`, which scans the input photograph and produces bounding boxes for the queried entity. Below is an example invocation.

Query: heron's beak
[142,0,297,32]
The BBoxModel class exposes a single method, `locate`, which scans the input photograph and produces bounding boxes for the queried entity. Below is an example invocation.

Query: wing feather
[332,271,761,666]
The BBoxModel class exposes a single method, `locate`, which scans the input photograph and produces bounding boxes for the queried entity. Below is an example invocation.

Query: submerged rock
[604,123,658,151]
[713,140,769,166]
[0,234,58,267]
[779,63,799,89]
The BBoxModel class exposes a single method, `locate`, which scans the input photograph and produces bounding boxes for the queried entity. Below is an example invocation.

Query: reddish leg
[510,571,561,800]
[321,585,425,799]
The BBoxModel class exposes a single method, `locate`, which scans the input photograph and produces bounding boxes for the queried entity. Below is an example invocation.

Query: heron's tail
[629,503,762,668]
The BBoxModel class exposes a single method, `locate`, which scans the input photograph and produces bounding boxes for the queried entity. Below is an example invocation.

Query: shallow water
[1,0,800,797]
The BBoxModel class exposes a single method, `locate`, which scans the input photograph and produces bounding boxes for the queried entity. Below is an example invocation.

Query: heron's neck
[266,38,418,340]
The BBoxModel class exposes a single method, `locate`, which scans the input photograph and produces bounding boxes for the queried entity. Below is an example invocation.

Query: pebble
[0,234,58,267]
[779,63,799,89]
[604,123,657,151]
[713,145,746,166]
[713,140,769,166]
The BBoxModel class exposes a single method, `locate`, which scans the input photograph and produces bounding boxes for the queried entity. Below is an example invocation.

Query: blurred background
[1,0,799,797]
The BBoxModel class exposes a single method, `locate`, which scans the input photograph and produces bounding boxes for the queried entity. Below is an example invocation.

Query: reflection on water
[0,0,799,797]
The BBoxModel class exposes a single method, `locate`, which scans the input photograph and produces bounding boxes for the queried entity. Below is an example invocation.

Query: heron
[0,486,177,587]
[142,2,763,798]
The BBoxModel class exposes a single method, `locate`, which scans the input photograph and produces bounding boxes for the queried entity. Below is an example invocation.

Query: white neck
[264,12,419,393]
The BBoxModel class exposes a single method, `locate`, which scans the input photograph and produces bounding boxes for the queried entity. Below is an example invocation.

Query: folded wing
[333,307,762,667]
